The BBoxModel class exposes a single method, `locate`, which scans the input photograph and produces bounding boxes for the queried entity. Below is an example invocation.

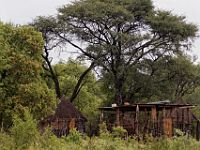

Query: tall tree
[31,16,62,98]
[54,0,197,104]
[0,23,56,129]
[31,16,96,101]
[46,60,106,130]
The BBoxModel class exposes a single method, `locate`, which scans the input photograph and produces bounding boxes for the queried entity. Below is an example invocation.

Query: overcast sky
[0,0,200,62]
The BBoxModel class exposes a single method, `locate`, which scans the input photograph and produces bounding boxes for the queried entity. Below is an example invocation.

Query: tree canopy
[32,0,198,104]
[0,23,56,129]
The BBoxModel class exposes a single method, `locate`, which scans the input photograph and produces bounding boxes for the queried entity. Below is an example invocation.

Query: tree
[161,55,200,100]
[46,60,106,132]
[124,54,200,101]
[0,22,56,129]
[99,54,200,103]
[31,16,63,99]
[31,16,96,102]
[53,0,197,104]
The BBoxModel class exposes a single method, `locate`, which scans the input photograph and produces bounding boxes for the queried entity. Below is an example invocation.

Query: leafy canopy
[0,22,56,129]
[55,0,198,103]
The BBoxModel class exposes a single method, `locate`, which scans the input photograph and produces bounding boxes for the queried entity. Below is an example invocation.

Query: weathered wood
[135,105,139,135]
[99,103,198,139]
[182,109,185,131]
[143,108,149,136]
[151,106,157,122]
[100,111,104,124]
[116,108,120,126]
[69,118,76,129]
[196,121,200,141]
[163,118,172,138]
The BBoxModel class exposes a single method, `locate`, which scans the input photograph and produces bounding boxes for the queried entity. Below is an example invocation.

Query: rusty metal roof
[99,103,195,111]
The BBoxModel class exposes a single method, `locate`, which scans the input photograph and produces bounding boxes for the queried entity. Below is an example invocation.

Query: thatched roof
[54,96,87,121]
[40,97,87,124]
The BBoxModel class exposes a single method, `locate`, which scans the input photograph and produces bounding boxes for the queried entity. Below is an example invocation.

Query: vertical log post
[176,108,180,129]
[151,106,157,122]
[182,109,185,132]
[151,106,157,136]
[100,110,104,124]
[162,107,166,136]
[135,105,139,135]
[116,108,120,126]
[196,121,200,141]
[143,108,148,135]
[171,108,175,136]
[187,108,190,134]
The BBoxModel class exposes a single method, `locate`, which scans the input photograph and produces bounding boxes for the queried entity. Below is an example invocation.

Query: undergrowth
[1,114,200,150]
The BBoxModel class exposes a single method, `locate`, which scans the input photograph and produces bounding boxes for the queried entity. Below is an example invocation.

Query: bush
[64,128,83,144]
[1,116,200,150]
[112,126,127,138]
[0,132,14,150]
[10,110,39,150]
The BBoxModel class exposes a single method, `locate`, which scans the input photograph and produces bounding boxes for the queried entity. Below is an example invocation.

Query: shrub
[10,110,39,150]
[65,128,83,144]
[0,132,14,150]
[112,126,127,138]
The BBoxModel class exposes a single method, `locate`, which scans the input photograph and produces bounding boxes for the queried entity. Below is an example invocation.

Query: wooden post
[151,106,157,136]
[187,108,190,134]
[163,107,166,118]
[162,107,166,136]
[176,108,180,129]
[143,108,149,137]
[171,107,176,136]
[116,108,120,126]
[182,109,185,132]
[196,121,200,141]
[100,110,104,124]
[135,105,139,135]
[151,106,157,122]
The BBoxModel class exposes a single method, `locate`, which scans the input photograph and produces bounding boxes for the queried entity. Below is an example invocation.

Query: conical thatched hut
[39,97,87,137]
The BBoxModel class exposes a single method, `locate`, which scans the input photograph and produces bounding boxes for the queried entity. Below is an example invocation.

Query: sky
[0,0,200,62]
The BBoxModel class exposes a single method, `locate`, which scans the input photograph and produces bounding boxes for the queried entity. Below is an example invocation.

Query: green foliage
[1,116,200,150]
[10,110,39,150]
[0,132,14,150]
[45,60,106,133]
[100,54,200,103]
[99,122,109,137]
[54,0,198,103]
[183,86,200,118]
[0,22,57,129]
[112,126,127,138]
[64,128,83,144]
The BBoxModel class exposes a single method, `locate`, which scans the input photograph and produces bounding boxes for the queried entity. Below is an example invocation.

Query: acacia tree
[31,16,63,99]
[115,55,200,101]
[33,0,197,104]
[54,0,197,104]
[31,17,95,102]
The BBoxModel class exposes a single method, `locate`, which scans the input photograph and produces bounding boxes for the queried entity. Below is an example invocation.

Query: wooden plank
[116,108,120,126]
[69,118,75,129]
[196,121,200,140]
[151,106,157,122]
[100,110,104,124]
[135,105,139,135]
[163,118,173,138]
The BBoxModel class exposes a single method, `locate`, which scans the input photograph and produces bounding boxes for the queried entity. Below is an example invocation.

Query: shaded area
[99,102,200,140]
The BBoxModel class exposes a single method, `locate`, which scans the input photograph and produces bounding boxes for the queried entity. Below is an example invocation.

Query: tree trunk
[70,62,95,102]
[42,46,61,98]
[114,76,124,105]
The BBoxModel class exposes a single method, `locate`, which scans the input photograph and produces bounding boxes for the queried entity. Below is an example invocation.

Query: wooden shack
[99,102,200,139]
[39,97,87,137]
